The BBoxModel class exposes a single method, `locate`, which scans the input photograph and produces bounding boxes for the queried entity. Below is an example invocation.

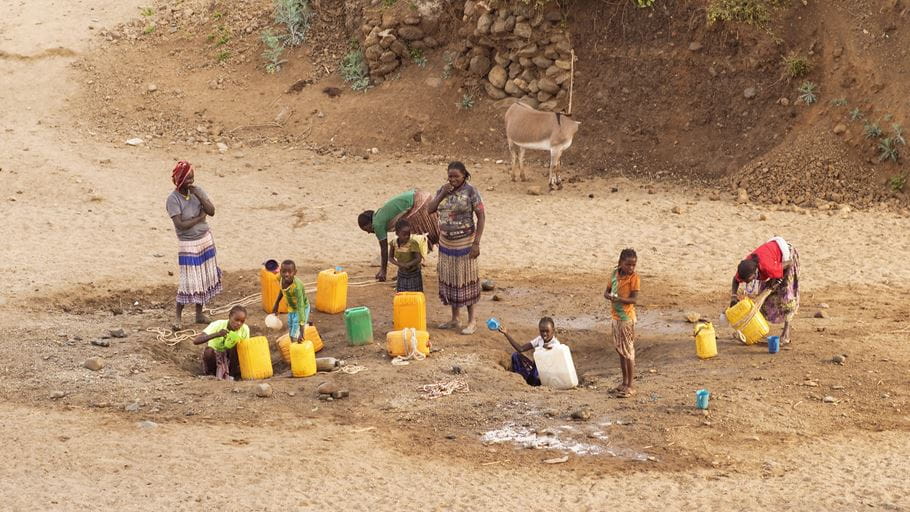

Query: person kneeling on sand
[193,305,249,380]
[497,317,560,387]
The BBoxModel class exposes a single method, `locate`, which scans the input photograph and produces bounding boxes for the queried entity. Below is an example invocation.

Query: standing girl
[389,219,424,292]
[605,249,640,398]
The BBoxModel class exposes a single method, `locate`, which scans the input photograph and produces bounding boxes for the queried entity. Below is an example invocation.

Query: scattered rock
[818,303,830,309]
[822,396,837,403]
[743,87,757,99]
[216,142,229,153]
[759,213,768,221]
[526,186,542,196]
[109,328,127,338]
[50,391,66,400]
[814,310,829,319]
[777,97,790,106]
[736,188,749,204]
[91,339,111,348]
[255,383,273,398]
[492,294,503,302]
[481,279,496,291]
[685,312,702,323]
[110,307,123,315]
[147,83,158,92]
[370,147,379,155]
[125,138,144,146]
[451,365,464,375]
[570,409,591,421]
[833,124,847,135]
[125,401,141,412]
[137,420,158,429]
[671,205,684,214]
[84,357,105,371]
[331,390,349,399]
[543,455,569,464]
[317,381,339,395]
[832,354,846,365]
[688,41,703,52]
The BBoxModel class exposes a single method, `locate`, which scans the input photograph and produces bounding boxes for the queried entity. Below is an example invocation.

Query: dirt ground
[1,0,909,510]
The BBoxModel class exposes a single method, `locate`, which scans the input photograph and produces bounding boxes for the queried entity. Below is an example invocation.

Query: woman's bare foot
[195,314,211,324]
[437,320,461,330]
[460,323,477,335]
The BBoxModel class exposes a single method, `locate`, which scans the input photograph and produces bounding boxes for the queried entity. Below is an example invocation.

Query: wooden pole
[567,49,575,115]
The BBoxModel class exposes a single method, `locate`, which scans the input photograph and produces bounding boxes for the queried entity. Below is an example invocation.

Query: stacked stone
[360,9,442,85]
[455,0,574,111]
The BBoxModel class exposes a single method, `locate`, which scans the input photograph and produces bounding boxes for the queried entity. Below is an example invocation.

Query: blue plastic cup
[695,389,710,410]
[767,335,780,354]
[486,318,500,331]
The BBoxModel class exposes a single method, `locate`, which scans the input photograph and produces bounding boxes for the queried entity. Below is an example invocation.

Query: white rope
[391,327,426,366]
[147,327,199,346]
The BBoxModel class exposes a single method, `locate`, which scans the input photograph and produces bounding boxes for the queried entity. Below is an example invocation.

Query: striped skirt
[611,319,636,360]
[395,189,439,246]
[437,233,479,308]
[176,230,222,305]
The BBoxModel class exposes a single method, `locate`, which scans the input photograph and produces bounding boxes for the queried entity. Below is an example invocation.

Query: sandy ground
[2,1,909,510]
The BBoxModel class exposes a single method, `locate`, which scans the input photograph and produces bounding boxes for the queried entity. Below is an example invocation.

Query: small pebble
[481,279,495,291]
[109,328,127,338]
[832,354,846,365]
[91,339,110,347]
[137,420,158,429]
[814,311,829,319]
[317,381,339,395]
[570,409,591,421]
[50,391,66,400]
[823,396,837,403]
[255,383,273,398]
[84,357,105,371]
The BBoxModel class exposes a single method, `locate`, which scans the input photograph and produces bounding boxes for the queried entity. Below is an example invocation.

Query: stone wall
[453,0,574,111]
[359,4,443,85]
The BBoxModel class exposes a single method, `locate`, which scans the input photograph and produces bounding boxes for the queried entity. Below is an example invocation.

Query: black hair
[538,317,555,330]
[358,210,374,230]
[448,161,471,181]
[229,305,247,317]
[737,255,759,281]
[281,259,296,269]
[395,218,412,232]
[619,248,637,262]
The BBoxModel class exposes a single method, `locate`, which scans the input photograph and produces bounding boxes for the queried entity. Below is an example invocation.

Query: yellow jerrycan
[259,261,288,313]
[393,291,427,331]
[303,322,325,353]
[237,336,274,380]
[290,340,317,378]
[316,268,348,314]
[277,334,292,363]
[693,321,718,359]
[386,329,430,357]
[725,297,770,345]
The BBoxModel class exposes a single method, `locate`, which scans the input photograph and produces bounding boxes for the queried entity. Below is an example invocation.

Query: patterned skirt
[396,267,423,292]
[437,233,479,308]
[396,189,439,246]
[611,319,636,360]
[745,245,800,324]
[176,230,223,305]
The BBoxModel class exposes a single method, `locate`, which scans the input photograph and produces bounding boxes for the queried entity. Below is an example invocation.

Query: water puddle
[480,422,653,461]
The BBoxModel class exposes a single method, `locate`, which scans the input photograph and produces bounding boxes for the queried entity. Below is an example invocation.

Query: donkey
[504,102,581,190]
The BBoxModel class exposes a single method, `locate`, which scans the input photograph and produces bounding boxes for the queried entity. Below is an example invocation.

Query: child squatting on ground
[193,305,249,380]
[497,317,560,386]
[605,248,640,398]
[389,219,424,292]
[273,259,310,341]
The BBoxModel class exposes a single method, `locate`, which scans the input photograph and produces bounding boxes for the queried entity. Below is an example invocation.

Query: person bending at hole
[193,305,248,380]
[730,236,800,345]
[497,317,560,387]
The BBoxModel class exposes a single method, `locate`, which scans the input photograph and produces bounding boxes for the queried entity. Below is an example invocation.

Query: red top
[736,240,783,282]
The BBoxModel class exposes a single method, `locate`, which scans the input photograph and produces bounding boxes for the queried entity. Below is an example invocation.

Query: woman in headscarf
[165,160,222,329]
[358,189,439,282]
[730,236,800,344]
[428,161,485,335]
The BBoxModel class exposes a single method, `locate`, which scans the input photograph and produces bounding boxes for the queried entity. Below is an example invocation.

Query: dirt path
[1,1,909,510]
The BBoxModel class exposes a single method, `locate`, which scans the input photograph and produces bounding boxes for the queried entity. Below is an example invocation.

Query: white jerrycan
[534,344,578,390]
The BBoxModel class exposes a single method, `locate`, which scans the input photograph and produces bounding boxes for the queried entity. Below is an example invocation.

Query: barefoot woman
[731,236,800,344]
[427,162,485,335]
[166,160,222,329]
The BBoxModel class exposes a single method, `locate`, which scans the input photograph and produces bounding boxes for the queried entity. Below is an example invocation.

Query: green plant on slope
[261,30,286,74]
[274,0,312,46]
